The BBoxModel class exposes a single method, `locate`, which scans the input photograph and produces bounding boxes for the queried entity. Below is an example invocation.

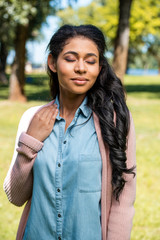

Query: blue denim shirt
[23,96,102,240]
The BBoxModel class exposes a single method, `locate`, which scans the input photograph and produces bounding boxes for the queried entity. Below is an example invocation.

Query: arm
[3,132,43,206]
[3,102,58,207]
[107,113,136,240]
[3,106,42,206]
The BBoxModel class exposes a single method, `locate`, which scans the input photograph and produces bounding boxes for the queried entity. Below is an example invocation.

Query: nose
[74,59,87,73]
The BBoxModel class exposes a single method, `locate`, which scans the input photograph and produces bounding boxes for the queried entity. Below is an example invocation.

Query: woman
[4,25,136,240]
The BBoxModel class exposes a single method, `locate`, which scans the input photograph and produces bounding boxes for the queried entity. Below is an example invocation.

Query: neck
[59,90,86,119]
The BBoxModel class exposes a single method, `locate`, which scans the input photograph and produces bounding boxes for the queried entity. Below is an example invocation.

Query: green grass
[125,75,160,240]
[0,74,160,239]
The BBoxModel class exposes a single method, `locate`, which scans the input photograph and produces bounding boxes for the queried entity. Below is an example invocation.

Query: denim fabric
[23,96,102,240]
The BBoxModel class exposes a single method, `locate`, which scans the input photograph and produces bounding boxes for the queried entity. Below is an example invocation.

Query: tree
[57,0,118,43]
[147,35,160,73]
[9,24,29,101]
[0,41,8,84]
[57,0,160,76]
[58,0,132,80]
[8,0,51,101]
[112,0,133,81]
[0,0,77,101]
[0,0,14,84]
[129,0,160,72]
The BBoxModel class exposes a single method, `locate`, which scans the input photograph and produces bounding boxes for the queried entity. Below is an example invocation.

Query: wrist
[26,130,42,142]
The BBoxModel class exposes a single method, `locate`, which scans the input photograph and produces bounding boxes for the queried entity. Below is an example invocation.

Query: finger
[46,100,55,106]
[49,108,59,125]
[45,105,58,125]
[40,104,57,121]
[36,100,55,115]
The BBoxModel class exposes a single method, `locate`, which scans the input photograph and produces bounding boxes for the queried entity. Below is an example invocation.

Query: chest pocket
[78,154,102,193]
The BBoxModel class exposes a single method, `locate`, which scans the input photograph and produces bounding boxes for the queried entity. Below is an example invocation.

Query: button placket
[55,121,64,236]
[56,120,71,239]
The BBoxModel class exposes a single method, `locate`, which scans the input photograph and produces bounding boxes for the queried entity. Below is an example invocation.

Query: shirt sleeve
[3,106,43,207]
[107,113,136,240]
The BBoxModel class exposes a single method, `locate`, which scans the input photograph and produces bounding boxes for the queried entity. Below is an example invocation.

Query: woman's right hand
[26,103,58,142]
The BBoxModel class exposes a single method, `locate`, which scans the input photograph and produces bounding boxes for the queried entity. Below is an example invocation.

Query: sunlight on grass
[0,74,160,239]
[125,75,160,240]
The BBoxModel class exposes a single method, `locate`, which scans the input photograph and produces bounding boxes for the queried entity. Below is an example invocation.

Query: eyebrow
[63,51,98,58]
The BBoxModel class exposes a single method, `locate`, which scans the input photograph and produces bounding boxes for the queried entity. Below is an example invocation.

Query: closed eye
[86,61,96,64]
[65,58,96,64]
[65,58,76,62]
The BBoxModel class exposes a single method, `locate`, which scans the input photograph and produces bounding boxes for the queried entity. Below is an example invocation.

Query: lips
[71,77,88,85]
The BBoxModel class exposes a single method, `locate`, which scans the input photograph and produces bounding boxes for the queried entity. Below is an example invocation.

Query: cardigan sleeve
[3,106,43,207]
[107,113,136,240]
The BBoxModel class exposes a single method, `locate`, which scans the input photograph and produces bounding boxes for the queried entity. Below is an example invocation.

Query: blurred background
[0,0,160,239]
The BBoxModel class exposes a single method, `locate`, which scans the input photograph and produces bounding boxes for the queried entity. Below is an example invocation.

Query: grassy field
[0,74,160,239]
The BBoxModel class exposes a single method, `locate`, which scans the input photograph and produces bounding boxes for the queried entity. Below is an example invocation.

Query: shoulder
[18,100,55,133]
[21,105,41,119]
[19,106,41,128]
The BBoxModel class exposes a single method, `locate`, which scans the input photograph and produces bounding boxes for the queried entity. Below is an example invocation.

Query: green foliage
[128,51,159,69]
[57,0,160,43]
[0,0,78,59]
[129,0,160,68]
[130,0,160,42]
[0,0,51,43]
[0,74,160,239]
[57,0,160,42]
[1,0,37,25]
[57,0,160,68]
[57,0,119,42]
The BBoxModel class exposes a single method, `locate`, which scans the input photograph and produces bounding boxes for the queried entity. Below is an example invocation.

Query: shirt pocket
[78,154,102,193]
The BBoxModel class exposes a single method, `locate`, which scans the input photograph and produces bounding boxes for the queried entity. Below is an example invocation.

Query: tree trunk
[0,41,8,84]
[112,0,133,81]
[9,24,28,101]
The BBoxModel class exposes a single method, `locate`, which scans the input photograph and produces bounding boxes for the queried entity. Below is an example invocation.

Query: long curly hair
[47,24,135,201]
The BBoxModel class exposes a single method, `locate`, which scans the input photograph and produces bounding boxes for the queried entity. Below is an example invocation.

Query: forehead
[60,37,99,56]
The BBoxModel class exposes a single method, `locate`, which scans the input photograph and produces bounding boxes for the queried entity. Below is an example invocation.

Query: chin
[72,89,89,95]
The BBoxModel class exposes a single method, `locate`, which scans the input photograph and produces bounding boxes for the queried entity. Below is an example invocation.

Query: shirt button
[63,140,67,144]
[58,163,61,167]
[58,213,61,218]
[57,188,60,192]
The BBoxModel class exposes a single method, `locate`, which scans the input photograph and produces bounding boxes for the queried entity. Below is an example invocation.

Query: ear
[99,65,102,73]
[47,54,57,73]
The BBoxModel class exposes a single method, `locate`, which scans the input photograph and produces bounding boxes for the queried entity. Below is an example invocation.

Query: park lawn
[125,76,160,240]
[0,74,160,239]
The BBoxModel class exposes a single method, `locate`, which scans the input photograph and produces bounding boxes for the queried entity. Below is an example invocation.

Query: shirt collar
[78,96,92,118]
[54,95,92,120]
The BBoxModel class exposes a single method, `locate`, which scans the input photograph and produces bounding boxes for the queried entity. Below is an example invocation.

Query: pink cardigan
[3,103,136,240]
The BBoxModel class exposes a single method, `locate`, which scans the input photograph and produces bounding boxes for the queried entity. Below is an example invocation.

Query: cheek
[90,67,100,81]
[57,62,73,76]
[56,63,71,80]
